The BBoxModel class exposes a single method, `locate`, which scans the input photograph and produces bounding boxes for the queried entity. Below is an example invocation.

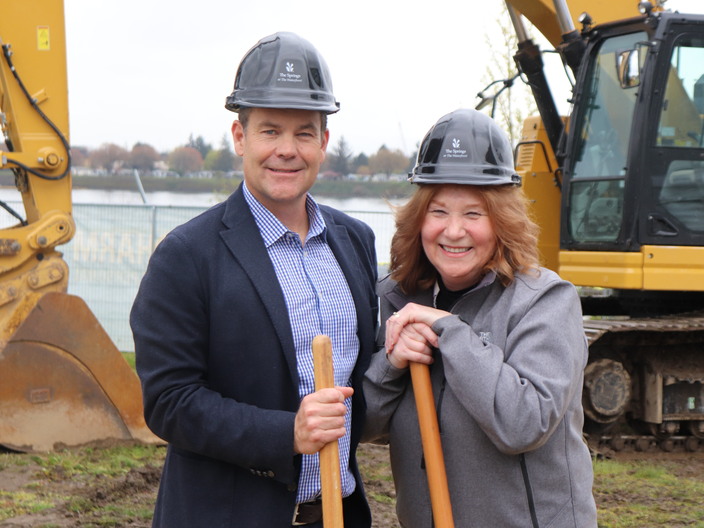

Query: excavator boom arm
[0,0,160,452]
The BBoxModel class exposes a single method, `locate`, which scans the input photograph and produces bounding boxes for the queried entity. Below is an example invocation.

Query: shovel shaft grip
[312,335,344,528]
[410,361,455,528]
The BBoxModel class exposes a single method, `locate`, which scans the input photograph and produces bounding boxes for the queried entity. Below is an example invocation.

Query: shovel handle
[410,361,455,528]
[313,335,344,528]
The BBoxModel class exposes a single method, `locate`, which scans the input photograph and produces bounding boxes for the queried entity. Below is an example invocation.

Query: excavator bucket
[0,291,162,452]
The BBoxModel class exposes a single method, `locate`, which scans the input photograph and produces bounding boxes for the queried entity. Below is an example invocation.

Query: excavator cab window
[654,35,704,234]
[655,35,704,149]
[658,160,704,232]
[568,31,646,243]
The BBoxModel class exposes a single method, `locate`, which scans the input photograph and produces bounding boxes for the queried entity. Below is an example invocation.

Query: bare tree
[326,136,353,177]
[187,134,212,160]
[204,135,237,172]
[129,143,161,171]
[368,145,409,177]
[478,4,538,144]
[88,143,130,172]
[168,146,203,176]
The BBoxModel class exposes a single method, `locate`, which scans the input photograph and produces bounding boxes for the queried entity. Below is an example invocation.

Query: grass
[3,433,704,527]
[121,352,136,370]
[0,444,165,527]
[593,457,704,527]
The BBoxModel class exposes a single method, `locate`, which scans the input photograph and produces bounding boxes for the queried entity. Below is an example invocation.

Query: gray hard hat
[409,109,521,186]
[225,32,340,114]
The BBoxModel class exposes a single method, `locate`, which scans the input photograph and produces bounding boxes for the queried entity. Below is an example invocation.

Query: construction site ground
[1,442,704,527]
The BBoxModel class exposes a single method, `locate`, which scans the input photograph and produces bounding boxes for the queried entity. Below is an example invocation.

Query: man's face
[232,107,328,214]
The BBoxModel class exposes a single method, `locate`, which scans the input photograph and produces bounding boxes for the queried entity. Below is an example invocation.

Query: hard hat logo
[444,138,468,159]
[409,108,521,186]
[225,32,340,114]
[278,61,303,84]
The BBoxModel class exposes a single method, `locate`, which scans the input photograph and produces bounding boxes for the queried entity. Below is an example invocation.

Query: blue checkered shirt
[243,183,359,503]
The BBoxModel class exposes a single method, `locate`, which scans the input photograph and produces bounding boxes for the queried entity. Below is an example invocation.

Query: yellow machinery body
[0,0,160,452]
[506,0,704,445]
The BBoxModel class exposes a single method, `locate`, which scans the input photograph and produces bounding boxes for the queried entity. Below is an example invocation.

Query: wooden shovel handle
[312,335,344,528]
[410,361,455,528]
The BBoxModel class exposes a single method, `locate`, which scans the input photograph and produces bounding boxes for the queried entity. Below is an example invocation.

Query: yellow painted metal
[0,0,75,347]
[506,0,642,47]
[516,116,562,272]
[642,246,704,291]
[0,0,162,452]
[0,0,72,219]
[0,293,162,452]
[559,247,704,291]
[559,251,643,289]
[0,0,74,284]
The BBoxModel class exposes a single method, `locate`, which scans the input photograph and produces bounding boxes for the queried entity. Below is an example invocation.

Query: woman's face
[420,185,497,291]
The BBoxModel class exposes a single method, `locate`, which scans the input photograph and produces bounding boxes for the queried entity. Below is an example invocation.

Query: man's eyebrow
[297,122,319,132]
[256,120,280,129]
[255,121,318,132]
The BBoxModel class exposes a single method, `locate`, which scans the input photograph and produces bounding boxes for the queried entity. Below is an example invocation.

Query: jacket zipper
[520,453,540,528]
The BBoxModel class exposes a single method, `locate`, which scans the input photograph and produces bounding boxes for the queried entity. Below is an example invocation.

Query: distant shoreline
[0,171,413,200]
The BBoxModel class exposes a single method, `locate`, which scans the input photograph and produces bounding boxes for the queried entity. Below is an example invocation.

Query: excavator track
[580,312,704,454]
[589,434,704,454]
[583,312,704,347]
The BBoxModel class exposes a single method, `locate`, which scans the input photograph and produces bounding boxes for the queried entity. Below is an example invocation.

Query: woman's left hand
[385,303,449,355]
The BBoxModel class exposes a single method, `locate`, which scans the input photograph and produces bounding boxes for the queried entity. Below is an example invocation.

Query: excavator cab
[507,0,704,448]
[0,0,160,451]
[559,13,704,302]
[563,19,704,253]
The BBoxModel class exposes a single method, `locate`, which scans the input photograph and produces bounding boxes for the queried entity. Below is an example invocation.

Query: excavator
[0,0,159,452]
[496,0,704,451]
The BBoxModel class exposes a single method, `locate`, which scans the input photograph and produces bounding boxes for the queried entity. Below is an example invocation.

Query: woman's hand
[384,303,449,368]
[385,322,436,369]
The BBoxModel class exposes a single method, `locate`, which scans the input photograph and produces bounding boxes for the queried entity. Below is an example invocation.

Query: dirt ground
[0,443,398,528]
[2,442,704,527]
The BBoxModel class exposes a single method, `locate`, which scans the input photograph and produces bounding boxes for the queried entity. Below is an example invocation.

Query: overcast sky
[64,0,704,157]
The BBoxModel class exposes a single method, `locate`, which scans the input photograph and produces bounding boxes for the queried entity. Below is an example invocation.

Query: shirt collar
[432,271,497,307]
[242,181,327,247]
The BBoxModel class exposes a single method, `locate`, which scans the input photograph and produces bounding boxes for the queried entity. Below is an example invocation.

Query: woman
[363,109,597,528]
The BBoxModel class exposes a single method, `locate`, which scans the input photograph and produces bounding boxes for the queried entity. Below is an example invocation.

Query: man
[130,32,378,527]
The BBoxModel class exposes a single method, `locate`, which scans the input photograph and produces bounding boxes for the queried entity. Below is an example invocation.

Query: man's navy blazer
[131,184,378,527]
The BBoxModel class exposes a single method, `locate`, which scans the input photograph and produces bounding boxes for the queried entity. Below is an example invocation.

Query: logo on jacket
[479,331,492,344]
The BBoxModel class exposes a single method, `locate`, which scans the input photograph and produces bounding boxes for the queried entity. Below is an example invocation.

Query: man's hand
[294,386,354,455]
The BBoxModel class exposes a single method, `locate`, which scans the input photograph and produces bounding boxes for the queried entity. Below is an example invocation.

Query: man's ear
[320,128,330,158]
[232,120,245,156]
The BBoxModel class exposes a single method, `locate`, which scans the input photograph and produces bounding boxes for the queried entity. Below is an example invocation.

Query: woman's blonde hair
[389,184,540,294]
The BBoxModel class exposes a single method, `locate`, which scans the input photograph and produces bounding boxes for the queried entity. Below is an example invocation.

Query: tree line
[71,134,416,179]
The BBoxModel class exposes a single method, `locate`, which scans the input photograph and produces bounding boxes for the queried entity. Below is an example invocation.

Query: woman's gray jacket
[363,269,598,528]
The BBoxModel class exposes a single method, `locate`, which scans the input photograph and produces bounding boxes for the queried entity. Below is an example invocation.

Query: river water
[69,188,399,211]
[0,187,400,208]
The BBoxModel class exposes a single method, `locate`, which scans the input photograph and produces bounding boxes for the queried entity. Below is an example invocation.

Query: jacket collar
[380,271,497,313]
[219,185,299,386]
